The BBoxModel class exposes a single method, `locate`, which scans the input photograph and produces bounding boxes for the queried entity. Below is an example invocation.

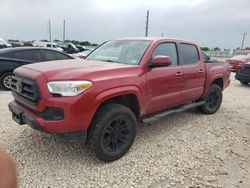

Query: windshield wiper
[86,58,124,64]
[101,59,114,62]
[100,59,123,64]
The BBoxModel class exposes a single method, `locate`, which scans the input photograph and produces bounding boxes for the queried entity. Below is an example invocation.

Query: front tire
[0,72,14,90]
[197,84,222,114]
[88,103,137,162]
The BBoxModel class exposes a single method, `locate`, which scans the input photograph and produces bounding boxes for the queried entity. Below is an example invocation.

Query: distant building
[233,49,250,55]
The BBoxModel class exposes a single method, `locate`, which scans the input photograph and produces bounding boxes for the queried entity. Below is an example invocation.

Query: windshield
[86,40,151,65]
[69,43,77,49]
[0,39,10,46]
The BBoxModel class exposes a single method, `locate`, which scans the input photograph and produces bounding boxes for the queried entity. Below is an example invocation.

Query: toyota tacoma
[9,38,230,162]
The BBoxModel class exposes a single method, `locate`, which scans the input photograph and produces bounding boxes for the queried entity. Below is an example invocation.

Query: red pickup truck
[9,38,230,162]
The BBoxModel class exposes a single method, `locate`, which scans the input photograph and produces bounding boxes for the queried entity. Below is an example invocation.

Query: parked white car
[0,38,11,49]
[33,41,63,52]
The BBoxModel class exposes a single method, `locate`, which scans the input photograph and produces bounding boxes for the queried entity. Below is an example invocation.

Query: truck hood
[21,59,140,81]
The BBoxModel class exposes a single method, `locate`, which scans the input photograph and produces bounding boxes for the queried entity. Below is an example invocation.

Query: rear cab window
[179,43,200,65]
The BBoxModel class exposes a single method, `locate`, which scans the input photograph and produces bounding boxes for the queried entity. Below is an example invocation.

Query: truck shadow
[10,108,208,166]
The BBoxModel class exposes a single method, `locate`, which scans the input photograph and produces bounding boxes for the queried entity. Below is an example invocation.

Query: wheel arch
[202,76,224,98]
[86,87,143,144]
[212,77,223,90]
[92,86,144,120]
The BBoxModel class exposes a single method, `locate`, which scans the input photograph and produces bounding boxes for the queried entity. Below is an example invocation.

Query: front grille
[11,75,40,104]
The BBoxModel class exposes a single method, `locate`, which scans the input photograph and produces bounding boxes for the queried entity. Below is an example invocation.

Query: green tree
[213,47,220,51]
[64,39,98,46]
[201,47,210,51]
[53,39,61,43]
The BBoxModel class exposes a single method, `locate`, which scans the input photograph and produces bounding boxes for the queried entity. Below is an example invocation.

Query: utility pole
[241,32,247,50]
[49,19,52,42]
[63,19,65,42]
[145,10,149,37]
[161,33,164,37]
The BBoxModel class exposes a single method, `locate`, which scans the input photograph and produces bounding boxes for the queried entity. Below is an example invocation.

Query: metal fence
[205,51,232,58]
[205,50,250,58]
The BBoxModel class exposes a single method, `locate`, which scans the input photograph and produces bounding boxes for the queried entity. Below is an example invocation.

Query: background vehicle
[9,38,230,162]
[76,45,89,52]
[235,63,250,85]
[74,49,93,59]
[59,43,80,54]
[0,47,74,90]
[226,54,250,72]
[0,38,12,49]
[33,41,63,52]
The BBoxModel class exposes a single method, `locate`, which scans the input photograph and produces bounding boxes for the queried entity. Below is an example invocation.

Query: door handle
[174,72,183,76]
[198,69,204,73]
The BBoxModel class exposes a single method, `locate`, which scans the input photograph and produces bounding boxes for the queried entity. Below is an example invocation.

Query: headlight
[47,81,93,96]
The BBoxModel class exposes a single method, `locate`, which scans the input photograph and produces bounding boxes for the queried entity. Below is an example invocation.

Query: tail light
[239,64,245,69]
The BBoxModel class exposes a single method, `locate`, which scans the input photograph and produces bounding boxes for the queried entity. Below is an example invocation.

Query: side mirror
[148,55,172,68]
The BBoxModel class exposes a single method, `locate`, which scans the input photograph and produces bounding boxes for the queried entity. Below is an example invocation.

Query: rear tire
[240,81,249,85]
[88,103,137,162]
[0,72,14,90]
[197,84,222,114]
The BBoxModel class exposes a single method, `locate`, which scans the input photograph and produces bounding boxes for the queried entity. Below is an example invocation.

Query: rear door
[12,49,43,67]
[146,42,185,113]
[178,43,206,101]
[42,49,73,61]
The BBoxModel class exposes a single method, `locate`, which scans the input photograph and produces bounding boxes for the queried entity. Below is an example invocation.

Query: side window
[152,43,178,66]
[43,50,72,61]
[179,43,199,65]
[13,50,42,62]
[47,44,52,47]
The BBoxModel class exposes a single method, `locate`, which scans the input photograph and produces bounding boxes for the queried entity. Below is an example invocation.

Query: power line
[145,10,149,37]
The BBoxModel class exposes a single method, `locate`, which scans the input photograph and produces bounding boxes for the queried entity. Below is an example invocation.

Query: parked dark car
[0,47,74,90]
[59,43,80,54]
[235,63,250,85]
[76,45,88,52]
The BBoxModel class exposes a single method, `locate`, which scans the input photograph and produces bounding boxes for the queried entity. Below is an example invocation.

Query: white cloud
[0,0,249,49]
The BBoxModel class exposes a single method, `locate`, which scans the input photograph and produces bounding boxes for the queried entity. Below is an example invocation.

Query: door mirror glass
[149,55,172,68]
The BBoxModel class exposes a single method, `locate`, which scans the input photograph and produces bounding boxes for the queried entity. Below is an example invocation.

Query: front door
[146,42,185,114]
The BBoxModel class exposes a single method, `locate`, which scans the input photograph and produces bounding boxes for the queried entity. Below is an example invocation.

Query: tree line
[41,39,98,46]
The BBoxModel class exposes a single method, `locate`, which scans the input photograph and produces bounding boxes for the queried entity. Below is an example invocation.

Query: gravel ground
[0,73,249,188]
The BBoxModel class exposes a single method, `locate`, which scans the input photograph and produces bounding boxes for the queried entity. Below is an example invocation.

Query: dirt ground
[0,73,249,188]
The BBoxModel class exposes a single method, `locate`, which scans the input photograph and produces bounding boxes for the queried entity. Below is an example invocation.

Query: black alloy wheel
[197,84,222,114]
[88,103,137,162]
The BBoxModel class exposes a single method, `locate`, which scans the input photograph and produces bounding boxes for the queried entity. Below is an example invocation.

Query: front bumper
[9,101,45,132]
[9,101,88,142]
[235,72,250,82]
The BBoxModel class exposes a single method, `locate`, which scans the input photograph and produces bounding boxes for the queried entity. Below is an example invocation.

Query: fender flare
[202,74,224,98]
[89,86,145,121]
